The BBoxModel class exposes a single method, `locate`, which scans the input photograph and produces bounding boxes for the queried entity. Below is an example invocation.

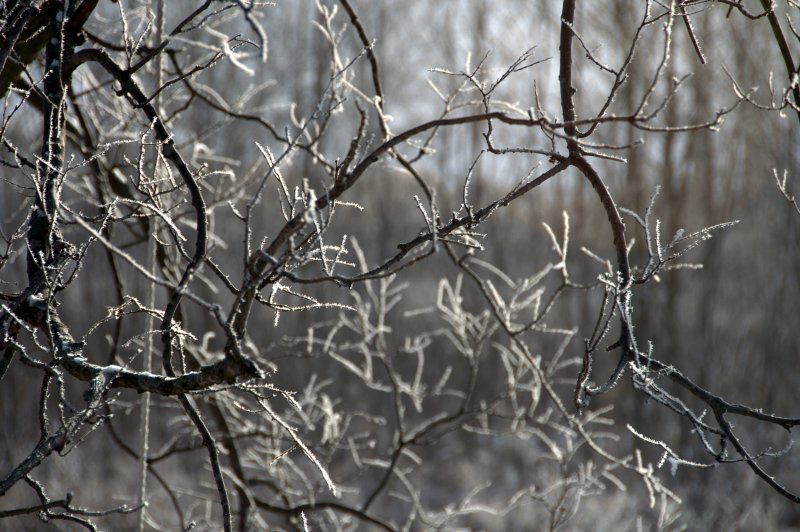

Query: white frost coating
[27,293,45,304]
[102,365,123,378]
[136,371,162,379]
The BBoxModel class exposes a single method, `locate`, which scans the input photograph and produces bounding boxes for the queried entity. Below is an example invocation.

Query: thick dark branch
[0,428,66,496]
[59,352,261,395]
[5,293,260,394]
[558,0,634,408]
[559,0,579,147]
[255,498,395,532]
[0,0,100,98]
[758,0,800,124]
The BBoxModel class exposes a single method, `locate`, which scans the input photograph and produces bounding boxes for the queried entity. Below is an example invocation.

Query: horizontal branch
[60,353,262,395]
